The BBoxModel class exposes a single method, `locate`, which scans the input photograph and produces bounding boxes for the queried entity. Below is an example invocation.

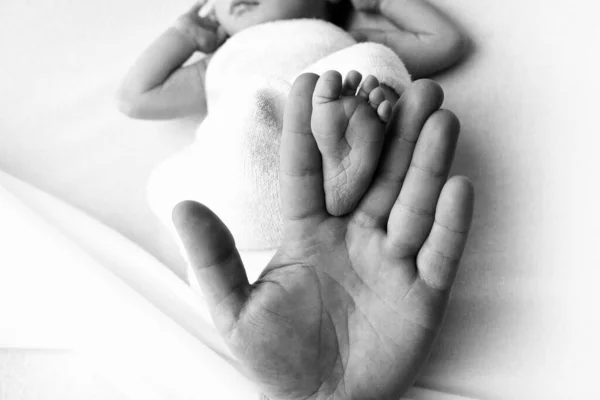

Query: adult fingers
[172,201,250,336]
[417,176,475,291]
[280,73,327,224]
[351,80,444,229]
[386,109,460,258]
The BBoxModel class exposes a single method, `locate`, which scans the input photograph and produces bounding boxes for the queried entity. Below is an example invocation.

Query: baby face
[213,0,331,35]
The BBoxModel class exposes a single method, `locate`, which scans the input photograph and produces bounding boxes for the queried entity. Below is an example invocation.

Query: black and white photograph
[0,0,596,399]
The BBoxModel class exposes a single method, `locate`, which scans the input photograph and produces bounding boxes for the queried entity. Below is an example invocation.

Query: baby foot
[311,70,393,216]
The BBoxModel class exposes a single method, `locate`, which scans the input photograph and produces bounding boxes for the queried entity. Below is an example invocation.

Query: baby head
[207,0,346,35]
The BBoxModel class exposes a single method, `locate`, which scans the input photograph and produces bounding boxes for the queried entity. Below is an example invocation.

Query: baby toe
[342,70,363,96]
[377,100,393,123]
[369,86,387,109]
[313,70,343,104]
[357,75,380,100]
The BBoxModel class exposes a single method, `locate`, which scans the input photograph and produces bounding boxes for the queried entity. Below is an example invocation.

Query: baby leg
[311,70,392,216]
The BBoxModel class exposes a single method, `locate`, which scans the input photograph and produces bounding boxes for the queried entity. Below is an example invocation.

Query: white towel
[147,19,411,254]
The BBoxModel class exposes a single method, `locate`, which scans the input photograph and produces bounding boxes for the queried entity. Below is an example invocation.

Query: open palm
[173,76,474,400]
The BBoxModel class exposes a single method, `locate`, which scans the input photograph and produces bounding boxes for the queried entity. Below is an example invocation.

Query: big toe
[313,70,344,105]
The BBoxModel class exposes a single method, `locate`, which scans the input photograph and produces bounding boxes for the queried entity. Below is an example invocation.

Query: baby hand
[349,0,383,12]
[173,1,227,53]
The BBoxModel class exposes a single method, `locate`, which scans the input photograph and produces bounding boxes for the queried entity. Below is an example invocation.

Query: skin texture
[346,0,468,79]
[172,76,475,400]
[311,70,393,216]
[116,2,225,119]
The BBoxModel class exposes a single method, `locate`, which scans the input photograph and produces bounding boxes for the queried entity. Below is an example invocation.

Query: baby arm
[348,0,467,79]
[116,2,226,120]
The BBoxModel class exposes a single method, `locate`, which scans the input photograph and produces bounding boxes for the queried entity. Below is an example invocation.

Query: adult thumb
[172,200,250,334]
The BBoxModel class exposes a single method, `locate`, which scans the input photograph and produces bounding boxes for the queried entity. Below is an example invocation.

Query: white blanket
[147,19,410,251]
[1,0,598,398]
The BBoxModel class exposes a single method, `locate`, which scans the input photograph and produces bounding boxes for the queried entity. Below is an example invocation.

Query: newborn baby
[117,0,466,251]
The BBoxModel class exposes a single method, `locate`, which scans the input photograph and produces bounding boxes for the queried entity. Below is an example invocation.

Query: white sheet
[0,170,473,400]
[0,171,257,399]
[1,0,599,399]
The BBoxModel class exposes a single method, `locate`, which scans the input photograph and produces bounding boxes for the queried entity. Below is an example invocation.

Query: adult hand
[173,76,474,400]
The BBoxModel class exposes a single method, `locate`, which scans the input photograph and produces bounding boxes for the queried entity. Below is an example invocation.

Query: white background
[0,0,599,399]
